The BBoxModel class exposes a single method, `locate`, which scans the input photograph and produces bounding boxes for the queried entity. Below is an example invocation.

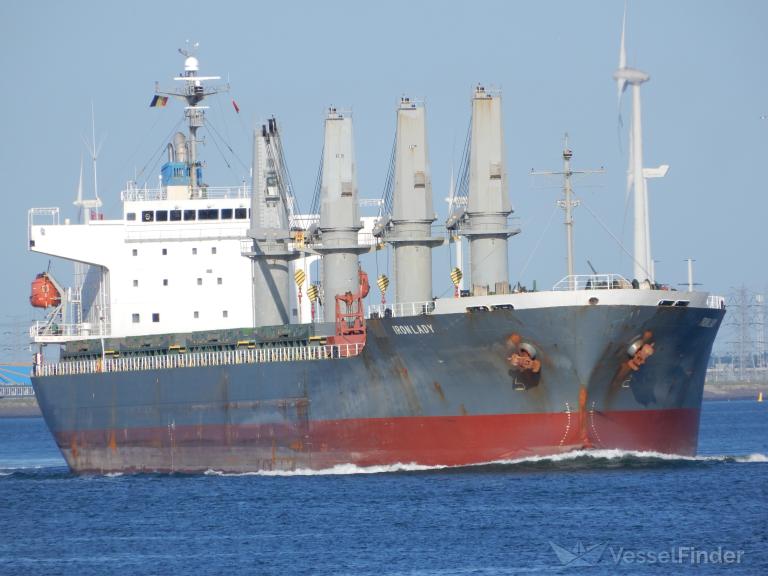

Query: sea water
[0,400,766,575]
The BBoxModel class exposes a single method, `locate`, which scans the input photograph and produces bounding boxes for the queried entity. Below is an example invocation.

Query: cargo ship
[27,43,724,473]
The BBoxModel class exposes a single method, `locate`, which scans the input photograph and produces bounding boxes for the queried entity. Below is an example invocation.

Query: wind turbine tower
[614,6,668,284]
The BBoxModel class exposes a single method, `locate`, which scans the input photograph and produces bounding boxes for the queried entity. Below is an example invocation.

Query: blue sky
[1,0,765,361]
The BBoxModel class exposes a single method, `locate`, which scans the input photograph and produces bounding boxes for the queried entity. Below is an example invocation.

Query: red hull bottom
[54,408,701,473]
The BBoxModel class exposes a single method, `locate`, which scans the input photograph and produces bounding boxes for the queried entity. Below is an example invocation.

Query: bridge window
[156,210,168,222]
[132,313,140,323]
[235,208,247,219]
[126,212,136,221]
[198,209,219,220]
[152,313,160,323]
[142,211,154,222]
[170,210,182,221]
[183,210,196,221]
[221,208,233,220]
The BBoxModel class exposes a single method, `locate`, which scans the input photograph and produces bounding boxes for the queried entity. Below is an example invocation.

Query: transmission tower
[725,286,757,381]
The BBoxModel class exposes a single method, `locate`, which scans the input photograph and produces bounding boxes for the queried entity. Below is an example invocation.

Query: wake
[203,449,768,477]
[3,450,764,479]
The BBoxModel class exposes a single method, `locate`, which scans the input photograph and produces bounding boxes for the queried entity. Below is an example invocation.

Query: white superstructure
[26,53,373,344]
[30,188,255,340]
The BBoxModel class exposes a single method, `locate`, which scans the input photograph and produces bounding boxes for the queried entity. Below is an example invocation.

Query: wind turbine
[614,3,668,284]
[75,103,104,223]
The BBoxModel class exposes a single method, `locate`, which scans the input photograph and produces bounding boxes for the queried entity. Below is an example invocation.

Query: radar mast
[155,43,229,197]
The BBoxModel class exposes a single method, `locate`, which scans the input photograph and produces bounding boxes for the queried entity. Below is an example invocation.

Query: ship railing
[28,207,60,246]
[367,301,436,319]
[552,274,633,291]
[29,321,108,341]
[32,343,363,377]
[121,185,253,202]
[706,295,726,309]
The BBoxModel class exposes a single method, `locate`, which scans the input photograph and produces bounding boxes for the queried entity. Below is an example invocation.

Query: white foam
[204,461,445,477]
[201,449,768,477]
[492,448,700,464]
[489,448,768,465]
[0,458,64,471]
[735,453,768,463]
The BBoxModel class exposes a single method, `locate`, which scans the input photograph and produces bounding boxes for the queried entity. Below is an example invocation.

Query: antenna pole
[687,258,694,291]
[531,134,604,289]
[562,134,576,282]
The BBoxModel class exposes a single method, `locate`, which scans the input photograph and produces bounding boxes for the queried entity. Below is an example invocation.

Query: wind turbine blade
[619,1,627,69]
[76,156,84,204]
[616,1,628,109]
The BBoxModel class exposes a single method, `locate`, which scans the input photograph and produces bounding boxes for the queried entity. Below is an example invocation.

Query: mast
[530,134,604,288]
[155,44,229,198]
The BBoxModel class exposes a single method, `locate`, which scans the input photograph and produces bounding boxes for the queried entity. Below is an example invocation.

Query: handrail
[30,321,108,340]
[368,301,436,319]
[552,274,632,291]
[121,185,252,202]
[33,342,363,378]
[706,295,726,310]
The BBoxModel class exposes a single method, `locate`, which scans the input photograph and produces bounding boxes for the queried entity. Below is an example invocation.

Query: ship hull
[32,303,724,473]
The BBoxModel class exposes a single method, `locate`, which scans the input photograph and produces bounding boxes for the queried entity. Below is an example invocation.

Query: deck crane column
[447,87,518,296]
[244,120,299,327]
[313,109,368,323]
[374,99,442,304]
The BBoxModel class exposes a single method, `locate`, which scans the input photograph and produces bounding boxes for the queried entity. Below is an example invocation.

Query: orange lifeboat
[30,273,61,308]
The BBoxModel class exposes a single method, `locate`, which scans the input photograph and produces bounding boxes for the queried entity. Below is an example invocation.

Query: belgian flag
[149,95,169,108]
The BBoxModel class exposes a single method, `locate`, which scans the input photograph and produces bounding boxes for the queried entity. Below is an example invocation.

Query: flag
[232,99,240,113]
[150,95,168,108]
